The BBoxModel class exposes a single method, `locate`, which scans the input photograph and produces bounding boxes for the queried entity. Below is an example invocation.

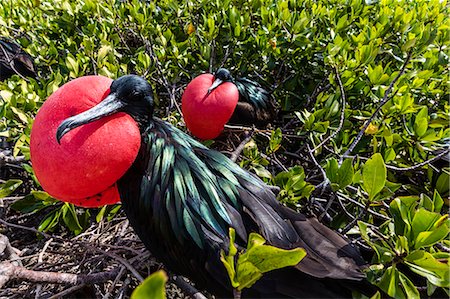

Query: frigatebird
[0,38,36,81]
[182,68,277,140]
[32,75,370,298]
[209,68,277,126]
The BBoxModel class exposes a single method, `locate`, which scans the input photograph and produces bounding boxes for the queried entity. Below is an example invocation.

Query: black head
[56,75,154,143]
[207,68,234,94]
[214,68,233,81]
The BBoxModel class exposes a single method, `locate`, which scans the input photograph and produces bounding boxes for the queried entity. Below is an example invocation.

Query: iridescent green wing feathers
[141,119,298,249]
[234,77,271,111]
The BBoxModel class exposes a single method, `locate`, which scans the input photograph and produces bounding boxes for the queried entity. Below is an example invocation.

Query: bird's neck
[129,108,154,131]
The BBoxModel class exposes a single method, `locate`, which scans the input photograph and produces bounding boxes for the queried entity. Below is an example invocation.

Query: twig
[337,191,390,221]
[35,238,52,299]
[340,51,413,164]
[127,28,181,116]
[230,131,254,162]
[85,246,144,282]
[103,266,126,299]
[306,144,329,191]
[0,150,25,166]
[306,77,331,108]
[219,45,232,69]
[0,234,21,266]
[347,149,450,172]
[311,67,346,153]
[435,243,450,253]
[336,195,356,220]
[209,40,215,73]
[341,201,371,234]
[0,261,119,288]
[47,284,87,299]
[171,275,207,299]
[384,148,450,171]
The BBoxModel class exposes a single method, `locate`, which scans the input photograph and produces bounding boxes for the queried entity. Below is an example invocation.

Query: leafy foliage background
[0,0,448,298]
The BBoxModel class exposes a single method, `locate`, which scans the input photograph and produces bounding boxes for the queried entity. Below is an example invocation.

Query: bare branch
[0,261,120,288]
[311,67,346,153]
[384,148,450,171]
[340,51,413,164]
[171,275,207,299]
[347,148,450,172]
[230,131,254,162]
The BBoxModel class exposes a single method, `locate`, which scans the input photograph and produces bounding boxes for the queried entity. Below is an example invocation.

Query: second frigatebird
[32,75,370,298]
[0,38,36,81]
[182,68,277,140]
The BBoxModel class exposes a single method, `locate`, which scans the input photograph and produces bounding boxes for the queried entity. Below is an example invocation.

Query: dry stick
[47,284,87,299]
[311,67,346,153]
[0,219,144,281]
[84,246,144,282]
[0,261,120,288]
[171,275,207,299]
[103,266,127,299]
[336,191,390,221]
[306,78,331,107]
[230,131,254,162]
[0,151,25,165]
[0,234,21,267]
[383,148,449,171]
[347,148,450,171]
[0,219,204,298]
[340,51,413,165]
[34,238,52,299]
[218,45,232,69]
[306,144,328,186]
[341,201,371,234]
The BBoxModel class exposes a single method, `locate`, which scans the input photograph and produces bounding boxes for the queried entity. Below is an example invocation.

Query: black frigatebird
[0,38,36,81]
[31,75,371,298]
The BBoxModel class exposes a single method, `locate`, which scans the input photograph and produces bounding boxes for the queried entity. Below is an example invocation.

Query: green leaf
[405,250,450,288]
[410,208,449,249]
[61,203,83,234]
[130,270,167,299]
[390,196,418,237]
[0,179,22,198]
[221,228,306,291]
[377,266,405,299]
[338,158,354,188]
[432,190,444,213]
[398,271,420,299]
[414,106,428,137]
[242,233,307,274]
[220,228,239,288]
[363,153,386,201]
[269,128,282,153]
[11,191,57,214]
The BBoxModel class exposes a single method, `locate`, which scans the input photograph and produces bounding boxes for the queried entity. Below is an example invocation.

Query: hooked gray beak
[207,78,224,94]
[56,93,125,144]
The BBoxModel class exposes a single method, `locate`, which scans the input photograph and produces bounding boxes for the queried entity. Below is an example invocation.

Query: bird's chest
[116,150,209,277]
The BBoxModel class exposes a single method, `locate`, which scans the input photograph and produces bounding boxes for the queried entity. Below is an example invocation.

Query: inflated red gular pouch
[182,73,239,140]
[30,76,140,207]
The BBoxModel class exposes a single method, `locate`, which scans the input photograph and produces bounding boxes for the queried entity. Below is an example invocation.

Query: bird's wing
[0,38,36,79]
[234,77,271,110]
[139,119,365,280]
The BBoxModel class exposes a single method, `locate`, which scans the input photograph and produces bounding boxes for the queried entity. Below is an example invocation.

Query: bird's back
[118,118,369,298]
[231,77,277,126]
